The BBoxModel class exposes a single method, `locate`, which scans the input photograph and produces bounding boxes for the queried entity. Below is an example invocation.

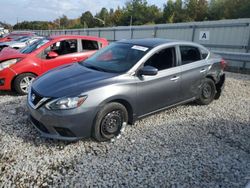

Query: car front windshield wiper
[82,63,109,73]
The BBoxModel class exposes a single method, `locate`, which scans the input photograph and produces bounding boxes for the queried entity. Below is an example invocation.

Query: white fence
[31,19,250,73]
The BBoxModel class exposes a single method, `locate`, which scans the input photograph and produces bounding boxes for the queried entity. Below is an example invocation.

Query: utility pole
[130,16,133,39]
[17,17,19,30]
[59,17,60,29]
[130,16,133,27]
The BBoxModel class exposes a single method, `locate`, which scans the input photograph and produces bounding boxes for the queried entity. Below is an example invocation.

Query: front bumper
[0,68,16,91]
[27,102,97,141]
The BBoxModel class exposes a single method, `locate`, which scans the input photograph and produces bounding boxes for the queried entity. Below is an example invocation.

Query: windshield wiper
[83,63,108,72]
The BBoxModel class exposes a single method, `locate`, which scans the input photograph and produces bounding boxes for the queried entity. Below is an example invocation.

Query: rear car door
[178,45,210,100]
[76,39,101,62]
[38,39,79,73]
[136,46,182,116]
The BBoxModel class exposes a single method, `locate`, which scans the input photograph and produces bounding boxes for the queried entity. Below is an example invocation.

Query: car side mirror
[47,51,59,59]
[138,65,158,76]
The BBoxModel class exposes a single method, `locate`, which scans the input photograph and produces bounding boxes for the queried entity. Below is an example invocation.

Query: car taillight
[220,59,227,70]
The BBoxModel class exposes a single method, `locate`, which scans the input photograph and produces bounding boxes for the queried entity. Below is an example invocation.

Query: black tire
[196,78,216,105]
[13,73,36,95]
[92,102,128,142]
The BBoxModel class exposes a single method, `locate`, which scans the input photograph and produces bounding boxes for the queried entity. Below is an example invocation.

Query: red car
[0,32,36,43]
[0,35,108,94]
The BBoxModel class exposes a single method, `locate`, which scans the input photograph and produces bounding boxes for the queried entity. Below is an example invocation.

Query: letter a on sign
[199,31,210,41]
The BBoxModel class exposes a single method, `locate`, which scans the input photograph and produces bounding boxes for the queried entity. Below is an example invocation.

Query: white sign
[131,45,148,51]
[199,31,210,41]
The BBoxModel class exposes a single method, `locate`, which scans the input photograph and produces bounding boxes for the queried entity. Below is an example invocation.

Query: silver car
[0,36,43,51]
[27,38,226,142]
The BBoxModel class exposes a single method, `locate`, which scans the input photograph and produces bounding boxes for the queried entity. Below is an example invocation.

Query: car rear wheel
[196,78,216,105]
[13,73,36,95]
[92,102,128,142]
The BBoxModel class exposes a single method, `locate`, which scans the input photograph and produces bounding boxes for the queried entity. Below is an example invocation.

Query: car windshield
[14,37,29,42]
[20,38,51,54]
[8,35,23,40]
[81,42,150,73]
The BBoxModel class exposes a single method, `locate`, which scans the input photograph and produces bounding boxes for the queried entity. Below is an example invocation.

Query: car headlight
[0,58,21,71]
[45,95,87,110]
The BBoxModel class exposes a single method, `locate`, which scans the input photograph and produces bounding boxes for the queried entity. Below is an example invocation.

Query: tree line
[0,21,12,30]
[12,0,250,30]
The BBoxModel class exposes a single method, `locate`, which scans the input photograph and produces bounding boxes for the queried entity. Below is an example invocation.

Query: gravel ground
[0,72,249,187]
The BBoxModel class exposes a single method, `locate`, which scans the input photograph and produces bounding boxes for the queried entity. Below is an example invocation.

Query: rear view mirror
[47,51,59,59]
[138,65,158,76]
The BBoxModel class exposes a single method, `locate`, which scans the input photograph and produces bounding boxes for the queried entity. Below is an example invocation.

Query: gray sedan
[27,38,226,141]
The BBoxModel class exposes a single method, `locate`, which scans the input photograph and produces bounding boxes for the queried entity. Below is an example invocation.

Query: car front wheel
[93,102,128,142]
[196,78,216,105]
[13,73,36,95]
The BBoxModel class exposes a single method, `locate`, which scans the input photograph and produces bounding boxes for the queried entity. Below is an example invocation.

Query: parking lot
[0,72,249,187]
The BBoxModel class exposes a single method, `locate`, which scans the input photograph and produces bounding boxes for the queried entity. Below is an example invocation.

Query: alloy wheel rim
[101,110,123,138]
[20,76,35,93]
[202,83,212,99]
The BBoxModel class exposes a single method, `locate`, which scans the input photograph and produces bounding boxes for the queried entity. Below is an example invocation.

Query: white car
[0,36,43,51]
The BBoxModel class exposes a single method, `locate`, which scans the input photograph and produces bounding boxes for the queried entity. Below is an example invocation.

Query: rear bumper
[0,68,16,91]
[27,102,97,141]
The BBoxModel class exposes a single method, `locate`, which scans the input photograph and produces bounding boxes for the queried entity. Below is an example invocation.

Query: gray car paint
[27,39,225,140]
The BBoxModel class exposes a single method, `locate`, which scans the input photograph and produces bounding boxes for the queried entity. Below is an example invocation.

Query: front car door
[178,45,210,100]
[136,46,182,117]
[38,39,79,73]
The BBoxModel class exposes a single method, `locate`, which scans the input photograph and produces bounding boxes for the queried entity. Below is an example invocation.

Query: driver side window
[40,39,78,59]
[144,47,176,71]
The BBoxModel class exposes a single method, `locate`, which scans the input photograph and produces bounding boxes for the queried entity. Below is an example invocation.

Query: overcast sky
[0,0,166,25]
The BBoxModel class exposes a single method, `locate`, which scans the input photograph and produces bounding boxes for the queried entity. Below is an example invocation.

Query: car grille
[31,89,43,106]
[29,89,49,109]
[30,115,49,134]
[54,127,76,137]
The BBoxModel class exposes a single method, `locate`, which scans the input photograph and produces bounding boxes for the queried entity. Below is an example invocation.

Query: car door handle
[200,69,206,73]
[170,76,180,81]
[72,58,78,61]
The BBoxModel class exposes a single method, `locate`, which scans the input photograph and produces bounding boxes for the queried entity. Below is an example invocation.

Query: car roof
[118,38,206,49]
[49,35,107,42]
[118,38,179,47]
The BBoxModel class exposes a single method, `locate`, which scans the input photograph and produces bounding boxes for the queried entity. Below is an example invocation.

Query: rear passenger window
[81,40,99,51]
[180,46,201,65]
[144,47,176,71]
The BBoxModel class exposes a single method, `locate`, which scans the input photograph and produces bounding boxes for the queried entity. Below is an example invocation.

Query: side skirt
[134,97,196,122]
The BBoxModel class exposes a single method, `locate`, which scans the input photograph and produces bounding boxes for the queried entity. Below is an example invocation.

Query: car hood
[0,41,13,46]
[0,47,27,61]
[9,42,25,47]
[32,63,118,98]
[9,41,24,45]
[0,41,24,47]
